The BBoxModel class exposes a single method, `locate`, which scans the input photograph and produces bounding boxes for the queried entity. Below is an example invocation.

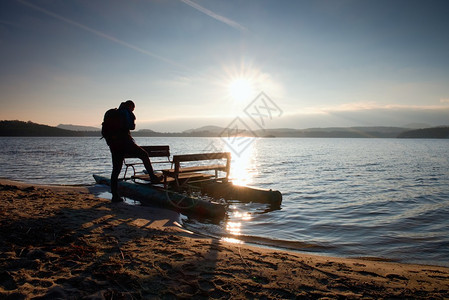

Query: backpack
[101,108,124,140]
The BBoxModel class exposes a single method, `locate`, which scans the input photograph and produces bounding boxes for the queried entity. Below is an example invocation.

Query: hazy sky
[1,0,448,131]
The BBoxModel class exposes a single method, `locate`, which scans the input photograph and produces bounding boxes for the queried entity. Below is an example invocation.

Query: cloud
[138,104,449,132]
[269,102,449,129]
[295,101,449,115]
[180,0,248,33]
[138,98,449,131]
[328,107,449,127]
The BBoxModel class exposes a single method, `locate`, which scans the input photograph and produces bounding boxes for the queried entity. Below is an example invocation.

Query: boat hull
[93,175,226,219]
[197,181,282,208]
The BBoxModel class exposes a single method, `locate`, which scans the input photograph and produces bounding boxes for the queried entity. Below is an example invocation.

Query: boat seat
[162,152,231,188]
[161,164,228,174]
[123,145,172,180]
[132,172,214,185]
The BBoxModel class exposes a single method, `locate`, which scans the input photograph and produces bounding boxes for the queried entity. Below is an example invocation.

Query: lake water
[1,136,448,267]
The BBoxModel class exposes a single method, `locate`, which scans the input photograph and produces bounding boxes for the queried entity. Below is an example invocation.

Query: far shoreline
[2,120,449,138]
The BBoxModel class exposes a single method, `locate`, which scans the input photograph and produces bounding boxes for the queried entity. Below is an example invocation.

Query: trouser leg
[128,143,158,180]
[111,150,124,198]
[138,150,155,177]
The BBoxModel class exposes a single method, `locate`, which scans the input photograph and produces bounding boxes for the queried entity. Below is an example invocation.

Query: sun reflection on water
[219,138,258,244]
[221,237,244,244]
[226,221,241,235]
[221,210,253,244]
[225,138,258,186]
[225,212,253,235]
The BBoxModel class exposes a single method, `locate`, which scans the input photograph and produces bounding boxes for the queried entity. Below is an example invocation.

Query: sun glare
[228,77,254,102]
[225,138,257,186]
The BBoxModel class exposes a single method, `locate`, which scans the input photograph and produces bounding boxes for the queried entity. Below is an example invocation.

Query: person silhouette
[103,100,161,202]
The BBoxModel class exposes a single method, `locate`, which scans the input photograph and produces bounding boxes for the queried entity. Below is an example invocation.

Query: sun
[228,77,254,102]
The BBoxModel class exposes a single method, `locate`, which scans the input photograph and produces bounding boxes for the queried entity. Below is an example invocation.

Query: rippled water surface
[1,137,448,266]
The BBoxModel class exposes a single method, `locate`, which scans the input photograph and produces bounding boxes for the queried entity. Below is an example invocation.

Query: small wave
[356,162,381,167]
[236,235,334,252]
[184,219,332,252]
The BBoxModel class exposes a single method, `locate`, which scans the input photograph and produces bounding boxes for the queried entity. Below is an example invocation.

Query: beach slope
[1,179,448,299]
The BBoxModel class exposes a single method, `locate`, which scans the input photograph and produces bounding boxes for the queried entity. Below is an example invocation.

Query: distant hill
[292,126,407,138]
[133,129,164,137]
[0,120,80,136]
[183,126,225,135]
[57,124,100,131]
[2,120,448,138]
[181,126,409,138]
[397,126,449,138]
[402,123,431,129]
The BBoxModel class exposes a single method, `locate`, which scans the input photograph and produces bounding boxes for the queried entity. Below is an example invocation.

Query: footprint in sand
[386,274,408,281]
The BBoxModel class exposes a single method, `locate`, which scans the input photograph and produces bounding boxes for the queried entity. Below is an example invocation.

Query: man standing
[103,100,160,202]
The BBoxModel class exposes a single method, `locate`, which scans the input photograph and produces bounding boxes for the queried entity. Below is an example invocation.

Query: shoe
[150,174,162,184]
[111,195,123,203]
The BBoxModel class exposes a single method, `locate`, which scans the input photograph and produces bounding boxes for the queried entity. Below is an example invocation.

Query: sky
[1,0,449,132]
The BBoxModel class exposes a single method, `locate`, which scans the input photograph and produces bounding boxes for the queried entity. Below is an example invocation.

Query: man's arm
[128,111,136,130]
[120,109,136,131]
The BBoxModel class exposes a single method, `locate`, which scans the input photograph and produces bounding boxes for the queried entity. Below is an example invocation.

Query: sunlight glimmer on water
[234,211,252,221]
[221,237,244,244]
[226,221,241,235]
[220,136,256,242]
[222,209,253,244]
[225,138,258,186]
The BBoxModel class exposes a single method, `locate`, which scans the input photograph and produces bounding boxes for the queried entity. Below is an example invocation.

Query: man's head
[124,100,135,111]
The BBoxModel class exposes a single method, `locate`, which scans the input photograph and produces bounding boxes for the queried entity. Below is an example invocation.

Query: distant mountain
[133,129,160,137]
[397,126,449,138]
[302,126,407,138]
[183,126,225,134]
[252,126,406,138]
[57,124,100,131]
[180,125,407,138]
[302,126,405,133]
[0,120,80,136]
[402,123,431,129]
[2,120,447,138]
[183,125,409,138]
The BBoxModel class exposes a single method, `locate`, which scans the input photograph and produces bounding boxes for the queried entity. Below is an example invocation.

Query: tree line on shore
[1,120,448,138]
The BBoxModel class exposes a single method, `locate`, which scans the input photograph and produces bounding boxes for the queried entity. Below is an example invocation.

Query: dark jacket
[118,102,136,132]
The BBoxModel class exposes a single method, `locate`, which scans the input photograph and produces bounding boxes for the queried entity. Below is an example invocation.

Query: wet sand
[1,179,448,299]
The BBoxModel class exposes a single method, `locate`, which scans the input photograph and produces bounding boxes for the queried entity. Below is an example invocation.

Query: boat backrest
[139,145,170,158]
[123,145,172,179]
[172,152,231,176]
[172,152,230,163]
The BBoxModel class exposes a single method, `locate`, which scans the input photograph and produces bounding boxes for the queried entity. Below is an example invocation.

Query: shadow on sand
[0,183,231,299]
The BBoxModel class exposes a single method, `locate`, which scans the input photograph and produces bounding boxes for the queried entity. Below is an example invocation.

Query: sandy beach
[1,179,448,299]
